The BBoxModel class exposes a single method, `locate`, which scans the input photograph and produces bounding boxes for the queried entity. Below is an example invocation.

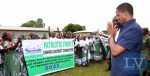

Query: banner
[22,39,75,76]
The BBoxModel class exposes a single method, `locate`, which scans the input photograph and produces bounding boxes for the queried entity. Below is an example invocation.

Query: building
[74,30,98,37]
[0,26,51,39]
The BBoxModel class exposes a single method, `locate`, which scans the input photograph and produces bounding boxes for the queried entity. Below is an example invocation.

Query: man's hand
[107,22,118,37]
[107,22,125,56]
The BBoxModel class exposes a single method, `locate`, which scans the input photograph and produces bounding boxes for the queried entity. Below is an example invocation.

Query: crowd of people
[74,35,109,66]
[0,27,149,76]
[0,31,111,76]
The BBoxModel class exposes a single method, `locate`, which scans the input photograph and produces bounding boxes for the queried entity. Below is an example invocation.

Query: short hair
[2,32,8,40]
[143,28,149,36]
[117,3,133,16]
[2,32,12,41]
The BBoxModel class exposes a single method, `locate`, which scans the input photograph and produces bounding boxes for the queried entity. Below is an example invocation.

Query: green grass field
[45,61,110,76]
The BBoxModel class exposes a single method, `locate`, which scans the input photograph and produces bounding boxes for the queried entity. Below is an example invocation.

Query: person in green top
[0,37,6,76]
[142,28,150,76]
[1,32,25,76]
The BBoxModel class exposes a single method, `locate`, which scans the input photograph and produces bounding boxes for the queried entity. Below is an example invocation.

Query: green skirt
[3,50,27,76]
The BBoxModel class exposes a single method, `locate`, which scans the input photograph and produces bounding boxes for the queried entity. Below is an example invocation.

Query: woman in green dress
[2,32,27,76]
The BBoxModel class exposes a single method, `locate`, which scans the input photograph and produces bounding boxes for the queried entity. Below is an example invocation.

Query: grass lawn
[45,61,110,76]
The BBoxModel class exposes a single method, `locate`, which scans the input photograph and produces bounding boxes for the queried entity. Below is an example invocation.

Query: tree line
[21,18,86,32]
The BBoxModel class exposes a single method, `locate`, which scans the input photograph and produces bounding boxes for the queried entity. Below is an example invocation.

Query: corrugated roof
[0,26,52,32]
[74,30,97,33]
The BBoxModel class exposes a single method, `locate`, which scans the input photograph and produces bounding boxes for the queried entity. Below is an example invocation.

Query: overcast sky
[0,0,149,31]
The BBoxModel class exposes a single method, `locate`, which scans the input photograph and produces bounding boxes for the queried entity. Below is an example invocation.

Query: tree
[21,18,45,28]
[37,18,45,27]
[63,23,86,32]
[21,20,37,27]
